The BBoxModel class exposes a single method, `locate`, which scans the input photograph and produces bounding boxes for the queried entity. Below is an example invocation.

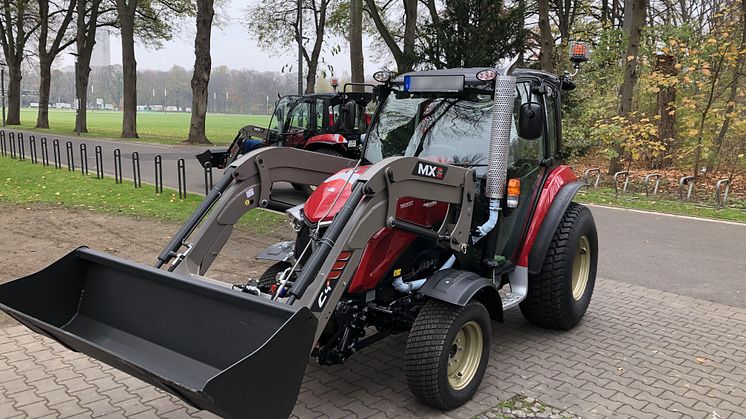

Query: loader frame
[166,146,476,342]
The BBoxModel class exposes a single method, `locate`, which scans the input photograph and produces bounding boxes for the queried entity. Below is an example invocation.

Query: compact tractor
[196,89,373,171]
[0,51,597,419]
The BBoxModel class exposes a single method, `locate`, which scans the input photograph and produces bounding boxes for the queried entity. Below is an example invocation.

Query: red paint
[517,165,577,267]
[306,133,347,148]
[304,166,369,223]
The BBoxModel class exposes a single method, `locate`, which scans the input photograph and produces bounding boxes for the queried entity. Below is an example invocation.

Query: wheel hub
[571,235,591,300]
[447,321,483,390]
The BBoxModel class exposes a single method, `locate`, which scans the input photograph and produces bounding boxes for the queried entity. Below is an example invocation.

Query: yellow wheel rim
[447,320,483,390]
[571,235,591,300]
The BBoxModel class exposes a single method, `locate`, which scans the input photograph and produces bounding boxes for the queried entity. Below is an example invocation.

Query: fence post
[613,171,629,196]
[9,131,15,159]
[154,155,163,194]
[53,139,61,169]
[132,151,141,188]
[95,146,103,178]
[114,149,123,183]
[204,162,213,195]
[17,132,24,160]
[177,158,187,199]
[643,173,661,196]
[79,143,89,175]
[29,135,37,164]
[715,179,731,208]
[678,176,695,201]
[65,141,75,171]
[41,137,49,166]
[0,130,5,156]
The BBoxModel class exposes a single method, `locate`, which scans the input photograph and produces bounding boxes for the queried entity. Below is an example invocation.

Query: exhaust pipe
[486,74,516,200]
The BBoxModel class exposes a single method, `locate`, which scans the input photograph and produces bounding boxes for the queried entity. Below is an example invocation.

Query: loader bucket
[0,247,317,419]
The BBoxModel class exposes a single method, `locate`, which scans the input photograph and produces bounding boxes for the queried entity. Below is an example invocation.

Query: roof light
[569,41,590,63]
[373,71,392,83]
[476,69,497,81]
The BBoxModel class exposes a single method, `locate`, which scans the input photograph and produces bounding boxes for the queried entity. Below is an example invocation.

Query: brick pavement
[1,277,745,418]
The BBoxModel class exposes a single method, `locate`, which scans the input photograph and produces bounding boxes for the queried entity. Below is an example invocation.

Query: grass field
[576,187,746,223]
[15,109,271,146]
[0,155,285,234]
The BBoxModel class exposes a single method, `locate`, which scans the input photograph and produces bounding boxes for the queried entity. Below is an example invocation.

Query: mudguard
[306,133,347,148]
[527,180,587,275]
[419,269,503,321]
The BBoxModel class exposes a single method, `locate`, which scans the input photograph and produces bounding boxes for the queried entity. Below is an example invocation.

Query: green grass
[0,155,285,234]
[15,109,271,146]
[576,187,746,223]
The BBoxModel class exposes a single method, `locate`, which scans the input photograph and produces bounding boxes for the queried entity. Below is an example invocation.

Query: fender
[306,133,347,149]
[419,269,503,321]
[526,180,587,275]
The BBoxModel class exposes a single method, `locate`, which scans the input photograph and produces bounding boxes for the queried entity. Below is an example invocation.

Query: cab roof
[394,67,561,87]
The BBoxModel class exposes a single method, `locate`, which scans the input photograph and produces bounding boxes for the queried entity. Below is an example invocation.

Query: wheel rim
[571,235,591,300]
[447,320,483,390]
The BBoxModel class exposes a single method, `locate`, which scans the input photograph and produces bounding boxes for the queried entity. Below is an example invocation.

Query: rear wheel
[405,299,491,410]
[519,202,597,330]
[257,261,291,291]
[298,148,345,195]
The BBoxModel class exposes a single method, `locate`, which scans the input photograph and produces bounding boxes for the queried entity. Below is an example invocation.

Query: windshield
[270,96,309,135]
[364,90,496,174]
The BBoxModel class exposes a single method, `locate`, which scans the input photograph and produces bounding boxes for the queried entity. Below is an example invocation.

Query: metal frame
[167,146,475,342]
[583,168,601,188]
[644,173,661,196]
[679,176,695,201]
[715,179,731,208]
[613,170,629,195]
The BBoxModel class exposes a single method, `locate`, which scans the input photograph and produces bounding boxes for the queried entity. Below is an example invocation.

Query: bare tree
[538,0,553,71]
[364,0,417,73]
[0,0,38,125]
[186,0,214,144]
[350,0,364,89]
[36,0,76,129]
[74,0,109,133]
[115,0,138,137]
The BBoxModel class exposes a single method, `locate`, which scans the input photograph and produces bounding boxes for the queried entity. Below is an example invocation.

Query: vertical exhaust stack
[486,74,516,199]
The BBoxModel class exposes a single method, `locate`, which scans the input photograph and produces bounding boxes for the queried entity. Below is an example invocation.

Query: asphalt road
[589,204,746,308]
[6,129,746,308]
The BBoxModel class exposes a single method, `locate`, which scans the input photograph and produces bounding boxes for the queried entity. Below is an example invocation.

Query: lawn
[0,155,285,234]
[575,187,746,223]
[15,109,272,146]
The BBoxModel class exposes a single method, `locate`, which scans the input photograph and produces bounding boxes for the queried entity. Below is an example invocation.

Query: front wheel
[519,202,598,330]
[405,299,491,410]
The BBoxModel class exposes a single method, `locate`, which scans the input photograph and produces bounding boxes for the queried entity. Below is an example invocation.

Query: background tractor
[0,53,596,419]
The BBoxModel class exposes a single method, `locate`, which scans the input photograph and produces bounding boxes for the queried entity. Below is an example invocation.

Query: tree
[609,0,648,174]
[538,0,553,71]
[74,0,109,133]
[420,0,523,69]
[115,0,138,137]
[247,0,334,94]
[186,0,214,144]
[36,0,76,129]
[0,0,38,125]
[364,0,418,73]
[349,0,364,88]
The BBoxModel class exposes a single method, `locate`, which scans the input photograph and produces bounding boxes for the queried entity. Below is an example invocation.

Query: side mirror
[518,102,544,140]
[343,101,358,131]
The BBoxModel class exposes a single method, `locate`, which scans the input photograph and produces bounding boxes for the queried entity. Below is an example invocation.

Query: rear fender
[526,180,587,275]
[418,269,503,321]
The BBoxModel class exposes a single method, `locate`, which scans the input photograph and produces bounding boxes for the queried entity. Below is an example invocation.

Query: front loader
[0,49,597,418]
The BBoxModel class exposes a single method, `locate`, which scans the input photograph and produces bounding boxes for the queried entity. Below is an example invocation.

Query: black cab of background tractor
[0,47,597,419]
[196,88,374,170]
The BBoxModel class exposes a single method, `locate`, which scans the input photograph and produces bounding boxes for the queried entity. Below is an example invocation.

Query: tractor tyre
[298,148,345,195]
[257,261,291,291]
[405,299,491,410]
[520,202,597,330]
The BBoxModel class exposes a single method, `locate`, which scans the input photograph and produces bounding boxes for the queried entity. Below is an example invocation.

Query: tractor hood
[304,166,370,223]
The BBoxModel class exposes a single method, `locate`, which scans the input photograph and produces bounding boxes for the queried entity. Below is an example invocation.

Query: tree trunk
[401,0,417,72]
[538,0,553,72]
[349,0,364,91]
[187,0,214,145]
[36,59,52,128]
[303,0,328,94]
[655,53,676,168]
[116,0,138,138]
[609,0,647,174]
[6,62,22,125]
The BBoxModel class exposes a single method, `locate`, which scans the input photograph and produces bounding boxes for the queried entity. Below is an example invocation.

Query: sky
[58,1,388,76]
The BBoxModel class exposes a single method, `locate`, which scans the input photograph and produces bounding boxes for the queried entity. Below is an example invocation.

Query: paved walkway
[2,277,745,418]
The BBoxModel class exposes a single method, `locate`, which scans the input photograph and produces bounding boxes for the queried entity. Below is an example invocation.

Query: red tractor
[0,55,597,419]
[196,90,373,170]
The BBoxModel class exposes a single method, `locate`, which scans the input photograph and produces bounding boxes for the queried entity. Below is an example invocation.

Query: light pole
[163,89,167,114]
[1,61,6,127]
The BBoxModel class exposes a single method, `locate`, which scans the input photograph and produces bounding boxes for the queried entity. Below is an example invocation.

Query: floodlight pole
[297,0,303,95]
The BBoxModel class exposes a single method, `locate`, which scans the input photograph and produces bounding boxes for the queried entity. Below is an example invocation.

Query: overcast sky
[58,2,388,76]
